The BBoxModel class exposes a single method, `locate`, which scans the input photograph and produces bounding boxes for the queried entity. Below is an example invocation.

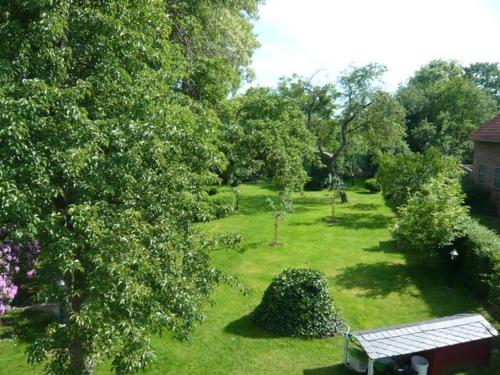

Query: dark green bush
[251,268,344,338]
[462,179,492,208]
[207,187,218,196]
[207,191,236,218]
[364,178,380,193]
[457,219,500,317]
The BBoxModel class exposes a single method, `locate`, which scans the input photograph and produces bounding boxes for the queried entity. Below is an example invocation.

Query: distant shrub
[458,219,500,316]
[364,178,380,193]
[207,191,236,218]
[251,268,344,338]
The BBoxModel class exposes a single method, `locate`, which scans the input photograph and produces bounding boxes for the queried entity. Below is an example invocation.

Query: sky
[249,0,500,91]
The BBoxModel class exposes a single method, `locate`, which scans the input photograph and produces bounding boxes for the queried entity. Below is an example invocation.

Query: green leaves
[397,59,497,160]
[251,268,345,338]
[0,1,260,374]
[392,173,469,260]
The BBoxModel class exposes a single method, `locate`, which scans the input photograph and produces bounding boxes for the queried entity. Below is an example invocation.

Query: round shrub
[364,178,380,193]
[251,268,344,338]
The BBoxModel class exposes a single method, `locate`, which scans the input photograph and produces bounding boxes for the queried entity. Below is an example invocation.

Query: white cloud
[249,0,500,91]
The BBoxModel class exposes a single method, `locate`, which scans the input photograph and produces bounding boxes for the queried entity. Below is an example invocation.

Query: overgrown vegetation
[251,268,344,338]
[457,220,500,319]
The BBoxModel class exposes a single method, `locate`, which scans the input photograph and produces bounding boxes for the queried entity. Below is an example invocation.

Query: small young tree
[392,174,469,262]
[329,176,345,220]
[267,189,293,246]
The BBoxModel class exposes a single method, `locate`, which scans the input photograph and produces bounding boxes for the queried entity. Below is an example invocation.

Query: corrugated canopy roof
[470,113,500,142]
[352,314,498,360]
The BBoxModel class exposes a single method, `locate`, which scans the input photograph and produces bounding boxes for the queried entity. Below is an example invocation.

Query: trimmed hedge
[251,268,344,338]
[364,178,380,193]
[458,219,500,317]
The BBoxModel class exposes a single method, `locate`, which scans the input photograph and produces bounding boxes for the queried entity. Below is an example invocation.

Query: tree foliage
[376,148,463,206]
[392,174,469,260]
[0,1,259,374]
[278,65,406,177]
[220,87,315,188]
[168,0,262,103]
[397,60,497,160]
[465,62,500,108]
[251,268,345,338]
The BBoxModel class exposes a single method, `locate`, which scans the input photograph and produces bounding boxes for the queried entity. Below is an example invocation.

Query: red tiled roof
[470,113,500,142]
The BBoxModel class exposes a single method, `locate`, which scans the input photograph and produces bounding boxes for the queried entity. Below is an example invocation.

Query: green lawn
[1,182,498,374]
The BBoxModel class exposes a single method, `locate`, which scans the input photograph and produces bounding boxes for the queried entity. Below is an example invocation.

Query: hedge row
[458,219,500,318]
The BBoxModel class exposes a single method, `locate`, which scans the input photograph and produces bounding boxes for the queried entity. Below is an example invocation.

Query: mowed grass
[1,182,498,374]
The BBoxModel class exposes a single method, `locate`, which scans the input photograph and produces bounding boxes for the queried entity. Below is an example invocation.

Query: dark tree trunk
[340,191,348,203]
[69,338,93,375]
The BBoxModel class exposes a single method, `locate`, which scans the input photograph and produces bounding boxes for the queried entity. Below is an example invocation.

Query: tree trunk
[272,216,279,246]
[69,338,93,375]
[340,191,348,203]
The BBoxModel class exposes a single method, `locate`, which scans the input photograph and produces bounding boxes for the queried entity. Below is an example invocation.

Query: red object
[470,113,500,142]
[419,338,492,375]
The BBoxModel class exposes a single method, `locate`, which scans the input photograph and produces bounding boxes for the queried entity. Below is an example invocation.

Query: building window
[478,165,485,185]
[495,167,500,189]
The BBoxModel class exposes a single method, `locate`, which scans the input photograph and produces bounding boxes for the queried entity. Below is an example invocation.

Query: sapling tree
[267,189,293,246]
[329,176,345,221]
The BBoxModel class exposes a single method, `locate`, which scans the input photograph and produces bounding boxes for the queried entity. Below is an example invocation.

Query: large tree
[168,0,262,104]
[397,60,497,160]
[278,65,406,178]
[220,87,315,187]
[465,62,500,108]
[0,1,258,374]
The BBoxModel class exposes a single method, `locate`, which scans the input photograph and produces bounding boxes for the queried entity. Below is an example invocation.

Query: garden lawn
[1,182,498,374]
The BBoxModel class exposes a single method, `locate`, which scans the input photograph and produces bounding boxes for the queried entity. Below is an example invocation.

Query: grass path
[1,183,498,374]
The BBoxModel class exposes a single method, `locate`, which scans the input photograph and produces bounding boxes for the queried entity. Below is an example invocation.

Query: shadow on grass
[363,240,401,254]
[335,261,484,317]
[239,241,265,253]
[289,213,390,229]
[335,262,415,297]
[346,203,380,211]
[329,213,391,230]
[303,363,349,375]
[0,308,53,343]
[224,315,281,339]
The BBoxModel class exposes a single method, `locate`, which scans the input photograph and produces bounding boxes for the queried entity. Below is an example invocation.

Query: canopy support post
[367,358,374,375]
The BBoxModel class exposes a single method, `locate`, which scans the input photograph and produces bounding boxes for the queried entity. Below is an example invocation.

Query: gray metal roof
[352,314,498,360]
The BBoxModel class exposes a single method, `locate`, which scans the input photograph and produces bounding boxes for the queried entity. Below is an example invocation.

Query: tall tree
[465,62,500,108]
[398,60,497,160]
[168,0,262,104]
[220,87,315,187]
[0,1,259,374]
[279,65,406,178]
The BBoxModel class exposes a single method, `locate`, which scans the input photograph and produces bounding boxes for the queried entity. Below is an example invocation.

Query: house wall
[419,339,492,375]
[472,141,500,215]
